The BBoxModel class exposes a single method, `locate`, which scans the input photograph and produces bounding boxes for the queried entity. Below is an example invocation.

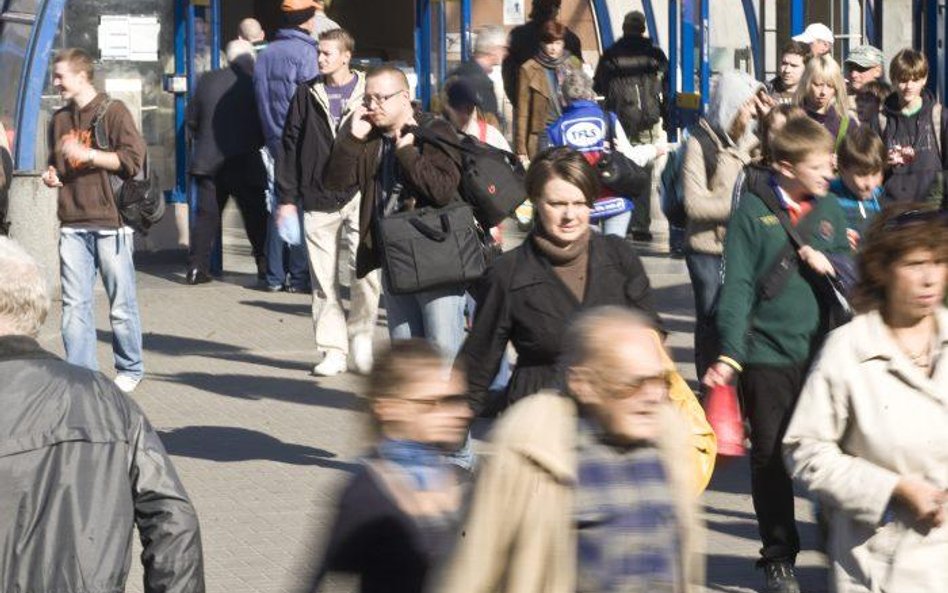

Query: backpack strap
[690,124,719,189]
[932,104,942,156]
[834,115,850,153]
[90,97,114,151]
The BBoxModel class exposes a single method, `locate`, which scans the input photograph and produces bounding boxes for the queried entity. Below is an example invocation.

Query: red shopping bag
[704,384,746,458]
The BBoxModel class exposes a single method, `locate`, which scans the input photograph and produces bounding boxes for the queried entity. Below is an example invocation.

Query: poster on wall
[504,0,525,25]
[97,15,160,61]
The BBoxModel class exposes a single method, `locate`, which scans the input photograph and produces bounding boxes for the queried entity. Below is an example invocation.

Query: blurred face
[766,113,788,147]
[896,76,927,106]
[840,169,883,201]
[779,53,806,89]
[318,39,350,76]
[846,63,882,92]
[885,248,947,322]
[363,73,411,131]
[374,367,472,449]
[569,327,669,445]
[52,61,88,102]
[811,39,832,56]
[535,176,590,245]
[807,77,836,112]
[779,151,834,197]
[541,39,565,60]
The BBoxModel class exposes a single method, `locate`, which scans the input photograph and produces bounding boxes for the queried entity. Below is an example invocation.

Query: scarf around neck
[376,439,450,491]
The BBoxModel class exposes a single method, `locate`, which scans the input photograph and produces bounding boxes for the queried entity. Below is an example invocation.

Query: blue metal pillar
[414,0,432,107]
[187,1,199,237]
[699,0,709,114]
[210,0,221,70]
[912,0,922,50]
[460,0,472,61]
[172,0,188,205]
[667,0,678,141]
[643,0,660,47]
[924,0,939,97]
[681,0,695,96]
[591,0,614,48]
[13,0,68,170]
[741,0,763,81]
[438,0,447,88]
[790,0,805,36]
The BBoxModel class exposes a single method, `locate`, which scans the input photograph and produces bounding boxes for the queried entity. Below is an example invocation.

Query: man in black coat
[0,237,205,593]
[186,39,268,284]
[448,25,506,129]
[501,0,582,103]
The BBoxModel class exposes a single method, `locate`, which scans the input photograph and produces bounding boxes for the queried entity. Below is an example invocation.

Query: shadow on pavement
[704,553,829,593]
[239,299,310,317]
[151,370,365,410]
[158,425,358,471]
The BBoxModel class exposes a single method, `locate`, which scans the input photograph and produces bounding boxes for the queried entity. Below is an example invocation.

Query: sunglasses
[883,209,948,231]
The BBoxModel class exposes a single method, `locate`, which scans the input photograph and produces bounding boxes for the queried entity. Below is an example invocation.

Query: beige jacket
[437,390,705,593]
[784,308,948,593]
[681,118,757,255]
[515,57,581,158]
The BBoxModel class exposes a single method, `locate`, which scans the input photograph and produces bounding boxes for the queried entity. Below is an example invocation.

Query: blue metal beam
[460,0,472,61]
[790,0,805,36]
[172,0,187,205]
[14,0,68,170]
[681,0,695,94]
[591,0,614,49]
[699,0,709,114]
[642,0,660,48]
[210,0,221,71]
[925,0,939,97]
[414,0,432,107]
[667,0,678,141]
[741,0,762,81]
[438,0,447,87]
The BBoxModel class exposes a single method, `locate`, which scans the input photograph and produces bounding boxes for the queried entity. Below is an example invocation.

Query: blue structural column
[924,0,940,97]
[591,0,614,48]
[438,0,447,87]
[210,0,221,70]
[415,0,432,107]
[699,0,709,114]
[667,0,678,141]
[680,0,694,96]
[460,0,472,61]
[13,0,68,169]
[642,0,660,47]
[172,0,188,205]
[741,0,762,81]
[790,0,804,36]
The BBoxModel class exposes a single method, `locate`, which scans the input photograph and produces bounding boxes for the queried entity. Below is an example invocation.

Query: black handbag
[378,201,488,294]
[595,112,651,198]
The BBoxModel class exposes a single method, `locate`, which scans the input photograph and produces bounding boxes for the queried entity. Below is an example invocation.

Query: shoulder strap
[754,185,806,250]
[834,115,850,152]
[90,97,114,150]
[933,104,942,155]
[690,124,718,187]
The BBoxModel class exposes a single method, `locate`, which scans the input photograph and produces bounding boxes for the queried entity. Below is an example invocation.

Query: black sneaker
[762,561,801,593]
[185,269,212,285]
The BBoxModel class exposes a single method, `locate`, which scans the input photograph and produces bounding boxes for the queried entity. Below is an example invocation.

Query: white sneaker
[114,374,142,394]
[348,334,374,375]
[313,351,348,377]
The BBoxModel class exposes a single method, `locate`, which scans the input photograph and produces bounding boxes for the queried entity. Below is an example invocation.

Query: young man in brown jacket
[42,48,147,393]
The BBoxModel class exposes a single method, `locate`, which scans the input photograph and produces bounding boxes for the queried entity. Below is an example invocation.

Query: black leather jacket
[0,336,205,593]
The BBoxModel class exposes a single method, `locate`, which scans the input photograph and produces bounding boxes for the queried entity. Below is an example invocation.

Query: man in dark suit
[186,39,268,284]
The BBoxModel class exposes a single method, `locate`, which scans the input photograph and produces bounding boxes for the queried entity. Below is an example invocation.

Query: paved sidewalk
[35,223,828,593]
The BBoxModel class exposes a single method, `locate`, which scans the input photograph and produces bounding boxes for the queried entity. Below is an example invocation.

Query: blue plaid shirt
[574,418,683,593]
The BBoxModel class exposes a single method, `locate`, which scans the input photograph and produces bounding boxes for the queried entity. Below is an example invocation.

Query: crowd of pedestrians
[2,5,945,593]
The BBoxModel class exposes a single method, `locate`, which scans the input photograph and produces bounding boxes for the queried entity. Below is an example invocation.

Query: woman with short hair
[784,205,948,593]
[460,147,660,415]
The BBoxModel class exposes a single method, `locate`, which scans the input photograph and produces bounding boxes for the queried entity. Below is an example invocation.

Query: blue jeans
[596,210,632,238]
[60,231,143,378]
[383,276,466,364]
[685,252,722,382]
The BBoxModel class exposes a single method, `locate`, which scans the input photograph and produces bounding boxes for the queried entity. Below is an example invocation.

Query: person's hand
[892,477,948,529]
[60,136,90,166]
[394,117,418,149]
[518,154,530,167]
[900,145,916,165]
[702,361,736,389]
[888,145,905,167]
[654,144,668,158]
[798,245,836,277]
[847,228,860,251]
[349,105,373,141]
[754,91,776,119]
[276,203,297,227]
[42,165,63,188]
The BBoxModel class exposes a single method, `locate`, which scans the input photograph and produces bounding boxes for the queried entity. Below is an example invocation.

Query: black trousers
[188,152,268,273]
[739,362,808,565]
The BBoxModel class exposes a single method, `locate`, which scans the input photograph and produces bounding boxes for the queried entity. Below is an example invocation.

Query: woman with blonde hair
[794,54,858,149]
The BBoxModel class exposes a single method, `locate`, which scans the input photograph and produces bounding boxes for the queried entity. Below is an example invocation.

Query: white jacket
[784,308,948,593]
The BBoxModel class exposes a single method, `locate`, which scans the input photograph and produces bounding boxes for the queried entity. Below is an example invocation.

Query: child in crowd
[831,125,886,249]
[312,340,472,593]
[876,49,948,207]
[705,116,850,593]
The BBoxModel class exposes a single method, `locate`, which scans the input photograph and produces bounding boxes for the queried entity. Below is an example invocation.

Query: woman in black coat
[461,147,661,415]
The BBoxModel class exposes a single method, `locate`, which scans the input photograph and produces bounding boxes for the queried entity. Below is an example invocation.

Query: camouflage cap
[845,45,884,68]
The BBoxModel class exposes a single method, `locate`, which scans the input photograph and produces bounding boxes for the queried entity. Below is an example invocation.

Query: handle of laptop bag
[408,212,451,242]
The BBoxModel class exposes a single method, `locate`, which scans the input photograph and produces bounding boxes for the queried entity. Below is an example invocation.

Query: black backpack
[0,145,11,236]
[412,122,527,229]
[604,55,664,138]
[660,123,719,229]
[91,98,164,235]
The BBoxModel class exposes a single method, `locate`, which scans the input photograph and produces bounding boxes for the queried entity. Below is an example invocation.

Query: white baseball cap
[793,23,834,44]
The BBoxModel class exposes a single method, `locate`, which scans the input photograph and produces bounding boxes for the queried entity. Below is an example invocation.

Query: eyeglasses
[599,371,674,400]
[401,394,470,411]
[362,89,405,108]
[883,209,948,231]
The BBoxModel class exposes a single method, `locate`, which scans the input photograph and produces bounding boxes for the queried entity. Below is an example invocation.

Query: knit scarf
[530,224,590,265]
[534,50,574,113]
[376,439,450,491]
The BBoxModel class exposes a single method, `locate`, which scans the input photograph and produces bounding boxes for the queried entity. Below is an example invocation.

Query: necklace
[892,332,934,369]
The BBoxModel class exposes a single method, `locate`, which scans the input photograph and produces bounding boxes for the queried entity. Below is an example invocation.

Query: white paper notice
[97,15,160,61]
[503,0,525,25]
